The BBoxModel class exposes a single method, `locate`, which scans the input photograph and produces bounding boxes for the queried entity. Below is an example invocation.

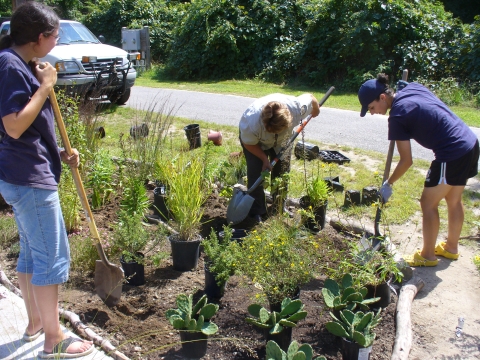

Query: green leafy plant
[305,175,330,208]
[246,298,307,335]
[325,308,382,348]
[111,211,149,264]
[165,293,219,335]
[202,227,241,286]
[234,216,320,305]
[86,150,115,209]
[120,176,151,218]
[322,274,379,313]
[0,214,17,247]
[266,340,326,360]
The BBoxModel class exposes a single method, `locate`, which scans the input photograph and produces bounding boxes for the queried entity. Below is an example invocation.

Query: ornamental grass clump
[160,153,210,241]
[234,216,321,304]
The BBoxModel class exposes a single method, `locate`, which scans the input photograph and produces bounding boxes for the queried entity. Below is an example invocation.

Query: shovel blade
[94,260,124,307]
[226,188,255,225]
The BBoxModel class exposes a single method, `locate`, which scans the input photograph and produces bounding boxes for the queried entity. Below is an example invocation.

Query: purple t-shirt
[388,83,477,162]
[0,49,61,190]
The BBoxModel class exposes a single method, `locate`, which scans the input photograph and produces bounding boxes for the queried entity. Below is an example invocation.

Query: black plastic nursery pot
[344,190,361,207]
[130,123,149,139]
[169,235,202,271]
[294,140,320,160]
[341,338,372,360]
[299,196,328,232]
[265,327,293,353]
[267,287,300,313]
[153,185,169,221]
[218,229,248,243]
[179,331,208,358]
[95,126,106,139]
[204,263,227,301]
[366,281,391,309]
[184,124,202,150]
[120,252,145,286]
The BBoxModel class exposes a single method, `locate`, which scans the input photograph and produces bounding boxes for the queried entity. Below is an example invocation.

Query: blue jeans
[0,180,70,286]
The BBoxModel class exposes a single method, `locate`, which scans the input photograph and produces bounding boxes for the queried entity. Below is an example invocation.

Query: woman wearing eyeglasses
[0,2,92,358]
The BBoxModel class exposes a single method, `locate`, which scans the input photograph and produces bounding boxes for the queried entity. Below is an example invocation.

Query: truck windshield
[58,22,100,44]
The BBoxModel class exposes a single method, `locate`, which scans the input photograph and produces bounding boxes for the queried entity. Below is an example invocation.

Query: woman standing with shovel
[358,73,479,267]
[239,93,320,222]
[0,2,93,358]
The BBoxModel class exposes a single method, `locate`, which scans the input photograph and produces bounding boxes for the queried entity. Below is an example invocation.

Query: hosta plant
[266,340,326,360]
[322,273,379,312]
[325,308,382,348]
[165,294,219,335]
[246,298,307,335]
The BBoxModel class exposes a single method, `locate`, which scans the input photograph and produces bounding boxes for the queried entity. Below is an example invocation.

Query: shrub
[234,216,321,304]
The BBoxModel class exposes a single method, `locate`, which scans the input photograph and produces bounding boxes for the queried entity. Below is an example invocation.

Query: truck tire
[115,88,131,105]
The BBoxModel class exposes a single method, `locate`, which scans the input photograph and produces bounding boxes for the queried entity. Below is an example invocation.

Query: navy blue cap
[358,79,387,117]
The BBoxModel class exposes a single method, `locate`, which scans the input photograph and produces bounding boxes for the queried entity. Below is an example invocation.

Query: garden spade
[49,89,124,307]
[227,86,335,225]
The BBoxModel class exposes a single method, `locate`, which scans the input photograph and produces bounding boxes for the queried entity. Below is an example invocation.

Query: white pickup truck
[0,20,137,105]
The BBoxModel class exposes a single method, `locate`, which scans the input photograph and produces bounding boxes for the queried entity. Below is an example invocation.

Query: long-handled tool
[227,86,335,225]
[49,89,124,307]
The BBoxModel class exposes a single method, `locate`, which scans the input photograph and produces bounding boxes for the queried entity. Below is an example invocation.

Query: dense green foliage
[3,0,479,94]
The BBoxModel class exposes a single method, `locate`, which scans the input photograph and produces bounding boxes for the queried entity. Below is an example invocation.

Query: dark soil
[0,190,397,360]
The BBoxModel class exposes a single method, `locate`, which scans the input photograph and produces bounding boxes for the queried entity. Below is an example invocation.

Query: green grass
[135,65,480,127]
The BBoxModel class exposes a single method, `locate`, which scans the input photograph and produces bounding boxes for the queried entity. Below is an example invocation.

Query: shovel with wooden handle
[226,86,335,225]
[49,89,124,307]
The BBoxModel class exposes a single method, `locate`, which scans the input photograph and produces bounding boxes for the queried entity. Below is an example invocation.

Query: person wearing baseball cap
[358,73,479,267]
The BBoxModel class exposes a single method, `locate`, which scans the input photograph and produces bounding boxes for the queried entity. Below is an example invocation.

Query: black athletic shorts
[425,140,479,187]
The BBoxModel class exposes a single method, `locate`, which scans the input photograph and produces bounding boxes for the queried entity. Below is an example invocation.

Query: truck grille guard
[89,57,132,98]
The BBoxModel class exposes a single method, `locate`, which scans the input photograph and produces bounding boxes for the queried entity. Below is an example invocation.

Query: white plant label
[358,346,372,360]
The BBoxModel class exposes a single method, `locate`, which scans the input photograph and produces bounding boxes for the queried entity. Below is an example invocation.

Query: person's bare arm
[2,62,57,139]
[242,143,272,171]
[387,140,413,185]
[310,94,320,117]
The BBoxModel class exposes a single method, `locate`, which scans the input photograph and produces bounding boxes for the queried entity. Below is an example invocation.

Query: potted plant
[321,273,380,315]
[325,308,382,360]
[234,216,320,307]
[159,153,210,271]
[165,293,219,358]
[265,340,326,360]
[202,227,241,300]
[246,297,307,351]
[112,210,149,286]
[355,248,404,309]
[299,174,330,232]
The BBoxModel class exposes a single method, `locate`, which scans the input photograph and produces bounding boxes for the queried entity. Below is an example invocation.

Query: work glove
[379,180,393,203]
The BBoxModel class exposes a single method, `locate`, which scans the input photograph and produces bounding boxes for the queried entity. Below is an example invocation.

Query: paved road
[126,86,480,162]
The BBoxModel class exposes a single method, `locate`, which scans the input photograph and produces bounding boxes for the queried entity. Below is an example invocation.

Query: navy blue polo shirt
[0,49,61,190]
[388,83,477,162]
